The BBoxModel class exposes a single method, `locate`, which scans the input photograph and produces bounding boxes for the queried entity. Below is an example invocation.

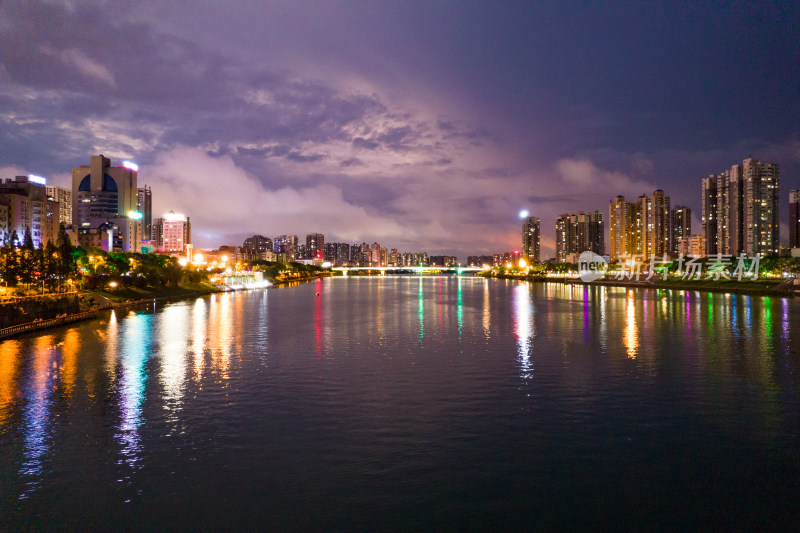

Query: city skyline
[1,1,798,258]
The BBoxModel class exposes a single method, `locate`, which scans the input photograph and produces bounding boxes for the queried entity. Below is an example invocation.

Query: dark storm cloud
[340,158,364,168]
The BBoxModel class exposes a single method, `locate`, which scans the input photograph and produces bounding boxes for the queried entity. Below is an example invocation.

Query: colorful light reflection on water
[0,279,798,530]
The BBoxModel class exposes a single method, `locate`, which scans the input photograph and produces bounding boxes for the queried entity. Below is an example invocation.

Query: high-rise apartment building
[790,190,800,249]
[243,235,273,255]
[609,196,637,261]
[555,211,604,262]
[521,216,540,264]
[0,176,59,248]
[670,205,691,255]
[45,185,72,225]
[701,158,780,257]
[638,190,671,258]
[610,191,672,260]
[371,243,381,266]
[306,233,325,259]
[274,235,299,261]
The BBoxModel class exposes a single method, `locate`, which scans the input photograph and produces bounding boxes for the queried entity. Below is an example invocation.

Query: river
[1,277,798,529]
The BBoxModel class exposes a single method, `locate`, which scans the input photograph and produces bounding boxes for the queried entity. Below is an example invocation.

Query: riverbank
[86,281,221,307]
[0,282,223,340]
[478,271,794,296]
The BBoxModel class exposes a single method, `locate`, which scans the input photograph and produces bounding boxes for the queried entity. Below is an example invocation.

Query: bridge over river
[331,266,484,275]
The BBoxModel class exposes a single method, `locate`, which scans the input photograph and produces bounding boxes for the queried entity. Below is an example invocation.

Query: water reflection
[59,329,80,401]
[513,283,534,378]
[191,298,208,381]
[159,306,188,416]
[19,336,58,498]
[418,277,424,342]
[482,278,491,337]
[457,277,463,339]
[116,313,151,473]
[0,339,21,426]
[623,290,638,359]
[0,280,797,525]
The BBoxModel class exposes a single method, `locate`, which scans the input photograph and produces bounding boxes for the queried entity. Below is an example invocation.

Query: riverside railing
[0,308,99,339]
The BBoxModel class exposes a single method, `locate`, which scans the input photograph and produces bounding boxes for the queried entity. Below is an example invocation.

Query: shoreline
[480,273,796,297]
[0,275,331,341]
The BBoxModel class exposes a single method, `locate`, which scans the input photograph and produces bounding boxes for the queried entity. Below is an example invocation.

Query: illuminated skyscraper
[72,155,138,226]
[670,205,691,255]
[0,176,59,248]
[701,158,780,256]
[609,196,637,261]
[521,216,540,264]
[555,211,604,262]
[638,189,671,258]
[790,190,800,249]
[306,233,325,259]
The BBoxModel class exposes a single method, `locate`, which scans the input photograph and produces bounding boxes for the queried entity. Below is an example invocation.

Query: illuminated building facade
[155,211,191,254]
[609,196,638,261]
[306,233,325,259]
[521,216,540,264]
[45,185,72,225]
[0,176,59,248]
[137,185,152,240]
[72,155,138,227]
[790,190,800,249]
[555,210,604,262]
[670,205,691,256]
[702,158,780,256]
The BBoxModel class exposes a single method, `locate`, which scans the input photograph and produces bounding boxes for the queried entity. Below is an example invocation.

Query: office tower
[306,233,325,259]
[45,185,72,225]
[137,185,152,240]
[555,210,604,262]
[389,248,398,266]
[380,247,388,267]
[790,190,800,249]
[157,211,191,254]
[701,158,780,257]
[521,216,540,264]
[670,206,691,256]
[72,155,138,226]
[0,176,59,248]
[71,155,142,251]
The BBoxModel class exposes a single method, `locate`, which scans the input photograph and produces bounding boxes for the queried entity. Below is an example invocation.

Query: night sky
[1,1,798,257]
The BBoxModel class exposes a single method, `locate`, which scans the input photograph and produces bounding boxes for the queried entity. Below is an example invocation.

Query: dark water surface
[1,277,799,530]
